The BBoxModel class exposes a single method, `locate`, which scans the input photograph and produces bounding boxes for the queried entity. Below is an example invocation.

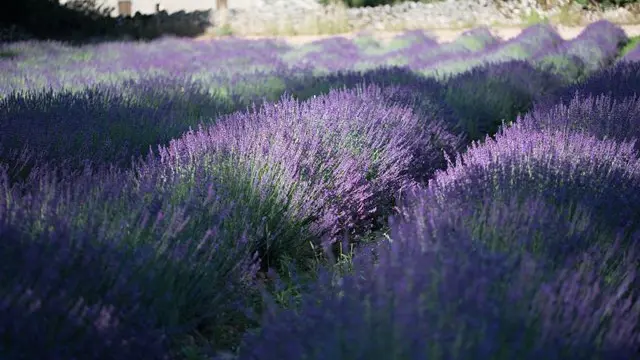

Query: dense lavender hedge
[427,121,640,240]
[0,218,172,360]
[441,61,564,142]
[0,160,261,358]
[139,84,461,266]
[521,93,640,154]
[555,61,640,101]
[2,20,624,98]
[236,189,640,360]
[535,20,628,82]
[0,79,237,182]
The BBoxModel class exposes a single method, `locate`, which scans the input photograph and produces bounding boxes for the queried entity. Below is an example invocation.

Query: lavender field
[1,20,640,360]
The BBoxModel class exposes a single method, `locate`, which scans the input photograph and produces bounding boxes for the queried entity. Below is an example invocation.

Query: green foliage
[0,0,211,43]
[620,35,640,57]
[0,50,19,59]
[0,0,118,43]
[61,0,114,18]
[443,75,534,142]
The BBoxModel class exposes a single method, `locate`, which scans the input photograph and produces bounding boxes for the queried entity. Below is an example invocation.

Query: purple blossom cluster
[520,93,640,153]
[1,21,639,359]
[427,121,640,245]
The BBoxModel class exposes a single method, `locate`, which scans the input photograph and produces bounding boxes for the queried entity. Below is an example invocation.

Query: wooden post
[216,0,229,28]
[117,0,132,17]
[155,3,161,33]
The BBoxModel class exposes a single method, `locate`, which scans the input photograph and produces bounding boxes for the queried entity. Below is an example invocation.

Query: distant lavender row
[0,37,292,95]
[0,21,631,97]
[533,20,628,81]
[277,21,627,79]
[415,21,626,79]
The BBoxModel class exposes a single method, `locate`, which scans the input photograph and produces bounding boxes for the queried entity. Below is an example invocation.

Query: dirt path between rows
[197,24,640,45]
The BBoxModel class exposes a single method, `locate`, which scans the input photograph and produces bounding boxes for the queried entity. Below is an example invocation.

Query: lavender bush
[407,27,500,72]
[352,28,498,73]
[282,37,363,73]
[351,32,385,55]
[282,66,445,102]
[415,23,563,78]
[235,188,639,359]
[427,122,640,238]
[143,84,460,265]
[0,79,236,181]
[0,159,261,357]
[0,220,172,360]
[564,20,628,72]
[521,93,640,154]
[441,61,564,142]
[535,20,627,80]
[384,29,439,52]
[498,23,565,59]
[555,61,640,101]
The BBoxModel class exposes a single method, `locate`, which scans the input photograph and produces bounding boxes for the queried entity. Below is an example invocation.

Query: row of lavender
[293,20,630,79]
[1,24,640,359]
[0,20,635,97]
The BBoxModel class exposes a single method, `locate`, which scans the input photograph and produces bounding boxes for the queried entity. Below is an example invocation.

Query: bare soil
[196,24,640,45]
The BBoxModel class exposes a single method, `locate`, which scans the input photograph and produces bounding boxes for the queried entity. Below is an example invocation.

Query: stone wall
[206,0,640,36]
